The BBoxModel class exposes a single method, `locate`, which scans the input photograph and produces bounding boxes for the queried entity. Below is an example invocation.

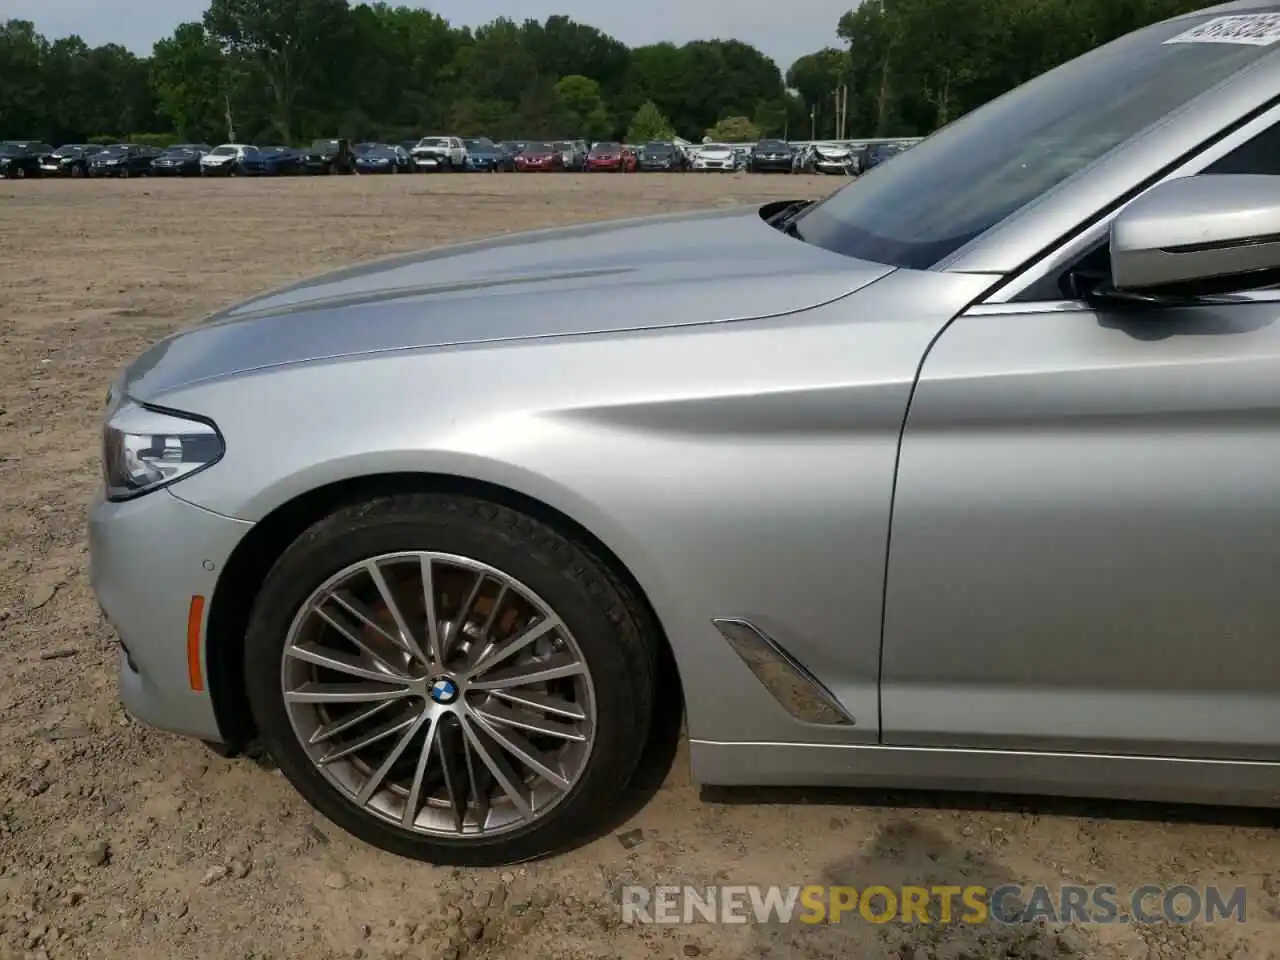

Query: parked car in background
[88,144,159,178]
[553,140,587,171]
[514,142,563,172]
[464,138,513,172]
[638,141,686,172]
[854,142,907,174]
[748,138,796,173]
[498,141,528,160]
[803,142,858,175]
[412,136,466,172]
[150,145,209,177]
[302,138,356,175]
[0,142,44,178]
[237,145,303,176]
[689,143,741,172]
[354,143,413,174]
[5,140,54,160]
[200,143,255,176]
[39,144,99,178]
[585,141,635,172]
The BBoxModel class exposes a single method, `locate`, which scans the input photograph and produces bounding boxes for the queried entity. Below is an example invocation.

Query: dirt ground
[0,173,1278,960]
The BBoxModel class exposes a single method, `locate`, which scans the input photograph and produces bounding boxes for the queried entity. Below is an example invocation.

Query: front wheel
[244,493,659,865]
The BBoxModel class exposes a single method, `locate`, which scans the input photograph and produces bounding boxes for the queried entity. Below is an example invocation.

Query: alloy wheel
[280,551,597,838]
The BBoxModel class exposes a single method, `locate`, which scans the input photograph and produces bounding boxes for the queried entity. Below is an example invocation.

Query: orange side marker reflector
[187,595,206,692]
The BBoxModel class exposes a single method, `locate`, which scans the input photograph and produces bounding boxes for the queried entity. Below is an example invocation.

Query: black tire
[243,493,659,865]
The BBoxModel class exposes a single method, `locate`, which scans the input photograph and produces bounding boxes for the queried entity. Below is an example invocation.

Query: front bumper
[413,154,448,170]
[89,488,253,742]
[752,157,795,172]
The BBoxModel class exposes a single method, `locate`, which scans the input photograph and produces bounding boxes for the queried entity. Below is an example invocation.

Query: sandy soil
[0,173,1277,960]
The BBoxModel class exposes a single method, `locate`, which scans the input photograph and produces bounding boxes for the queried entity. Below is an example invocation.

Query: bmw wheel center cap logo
[429,677,460,704]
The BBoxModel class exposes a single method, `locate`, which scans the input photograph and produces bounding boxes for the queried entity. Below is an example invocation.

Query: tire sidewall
[244,497,646,864]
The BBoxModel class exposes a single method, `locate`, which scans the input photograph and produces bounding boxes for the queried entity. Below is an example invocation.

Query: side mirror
[1110,174,1280,294]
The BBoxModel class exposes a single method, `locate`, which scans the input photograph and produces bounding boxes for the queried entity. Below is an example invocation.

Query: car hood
[122,204,893,401]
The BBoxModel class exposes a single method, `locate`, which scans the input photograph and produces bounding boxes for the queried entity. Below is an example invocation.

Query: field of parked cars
[0,135,919,179]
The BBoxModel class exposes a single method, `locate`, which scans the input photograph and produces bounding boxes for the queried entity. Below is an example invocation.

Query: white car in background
[690,143,741,172]
[200,144,255,176]
[805,142,858,175]
[412,136,467,171]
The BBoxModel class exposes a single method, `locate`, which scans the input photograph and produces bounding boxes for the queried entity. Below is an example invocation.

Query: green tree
[203,0,353,141]
[706,115,759,142]
[151,23,226,142]
[753,98,790,138]
[554,74,612,139]
[0,21,48,137]
[786,47,847,139]
[626,99,675,142]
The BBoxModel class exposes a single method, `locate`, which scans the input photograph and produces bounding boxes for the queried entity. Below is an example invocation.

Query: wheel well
[205,472,678,748]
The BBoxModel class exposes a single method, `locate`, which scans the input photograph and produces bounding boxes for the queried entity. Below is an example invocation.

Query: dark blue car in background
[464,138,514,172]
[353,143,414,173]
[238,145,303,176]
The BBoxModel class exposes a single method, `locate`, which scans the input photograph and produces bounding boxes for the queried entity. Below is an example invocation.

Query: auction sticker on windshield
[1165,14,1280,46]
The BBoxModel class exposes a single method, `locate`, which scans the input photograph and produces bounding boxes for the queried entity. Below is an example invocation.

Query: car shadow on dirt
[746,818,1097,960]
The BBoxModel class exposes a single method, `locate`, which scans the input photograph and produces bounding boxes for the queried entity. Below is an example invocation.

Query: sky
[8,0,852,75]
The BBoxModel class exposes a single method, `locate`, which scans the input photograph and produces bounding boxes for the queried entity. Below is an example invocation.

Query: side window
[1018,118,1280,302]
[1203,121,1280,176]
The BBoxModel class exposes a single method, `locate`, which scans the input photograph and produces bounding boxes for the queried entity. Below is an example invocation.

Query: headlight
[102,401,224,501]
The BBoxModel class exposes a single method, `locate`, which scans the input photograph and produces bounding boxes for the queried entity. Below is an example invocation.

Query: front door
[880,294,1280,761]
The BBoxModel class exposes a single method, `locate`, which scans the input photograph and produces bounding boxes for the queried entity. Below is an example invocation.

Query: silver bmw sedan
[90,1,1280,865]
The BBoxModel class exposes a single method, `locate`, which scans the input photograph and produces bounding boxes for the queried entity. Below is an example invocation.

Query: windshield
[162,148,196,157]
[756,140,789,151]
[465,139,495,151]
[525,142,551,153]
[795,11,1280,270]
[211,147,236,156]
[553,141,573,150]
[311,140,339,152]
[644,143,673,154]
[365,146,395,157]
[417,138,448,148]
[0,144,24,156]
[590,143,620,155]
[53,146,83,157]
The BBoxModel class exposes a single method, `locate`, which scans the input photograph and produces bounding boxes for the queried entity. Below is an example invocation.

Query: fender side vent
[712,618,855,726]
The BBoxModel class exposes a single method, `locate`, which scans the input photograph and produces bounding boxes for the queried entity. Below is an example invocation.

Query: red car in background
[586,142,636,172]
[514,142,563,172]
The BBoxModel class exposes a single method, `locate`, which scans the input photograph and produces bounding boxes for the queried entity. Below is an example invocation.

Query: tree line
[0,0,1213,148]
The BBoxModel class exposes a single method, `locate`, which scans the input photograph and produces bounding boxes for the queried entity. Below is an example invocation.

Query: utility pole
[810,104,816,141]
